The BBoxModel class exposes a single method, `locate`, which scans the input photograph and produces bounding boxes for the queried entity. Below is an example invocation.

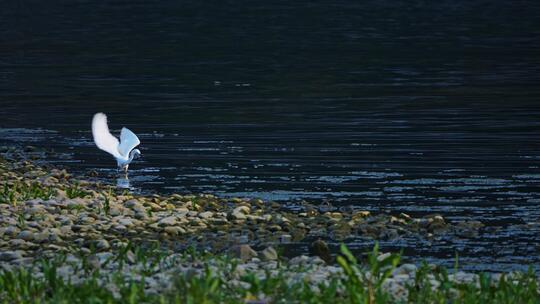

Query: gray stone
[108,207,122,216]
[198,211,214,219]
[96,239,110,251]
[392,274,410,282]
[377,252,392,262]
[0,251,23,261]
[4,226,20,237]
[289,255,312,266]
[163,226,186,235]
[230,244,258,261]
[125,199,146,214]
[232,212,247,220]
[309,239,332,264]
[452,271,478,284]
[260,247,278,261]
[158,216,177,226]
[394,263,417,275]
[16,230,34,241]
[279,234,292,243]
[118,218,135,227]
[25,198,44,207]
[124,199,140,208]
[233,206,250,215]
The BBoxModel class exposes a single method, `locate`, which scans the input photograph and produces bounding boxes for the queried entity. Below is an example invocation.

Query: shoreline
[0,146,539,302]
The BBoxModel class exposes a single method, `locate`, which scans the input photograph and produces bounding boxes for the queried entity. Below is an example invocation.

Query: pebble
[158,216,177,226]
[124,199,141,209]
[289,255,312,266]
[377,252,392,262]
[96,239,110,251]
[198,211,214,219]
[231,211,247,220]
[352,211,371,220]
[260,247,278,261]
[309,240,331,264]
[279,234,292,243]
[4,226,20,237]
[230,244,258,261]
[163,226,186,235]
[0,250,23,261]
[16,230,34,241]
[451,271,478,284]
[118,218,135,227]
[394,263,417,275]
[233,206,250,215]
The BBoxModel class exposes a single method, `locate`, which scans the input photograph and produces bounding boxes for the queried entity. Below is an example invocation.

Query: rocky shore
[0,146,538,303]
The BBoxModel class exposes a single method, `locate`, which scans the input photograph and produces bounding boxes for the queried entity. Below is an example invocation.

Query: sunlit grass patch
[65,183,90,199]
[0,181,56,206]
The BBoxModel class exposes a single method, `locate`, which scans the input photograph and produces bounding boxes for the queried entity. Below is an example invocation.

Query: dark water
[1,1,540,271]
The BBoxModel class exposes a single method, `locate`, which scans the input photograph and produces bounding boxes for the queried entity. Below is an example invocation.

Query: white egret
[91,113,141,173]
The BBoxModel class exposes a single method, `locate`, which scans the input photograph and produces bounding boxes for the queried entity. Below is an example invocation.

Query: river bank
[0,145,538,303]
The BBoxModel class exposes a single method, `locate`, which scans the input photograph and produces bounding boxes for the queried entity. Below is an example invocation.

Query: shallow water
[1,1,540,271]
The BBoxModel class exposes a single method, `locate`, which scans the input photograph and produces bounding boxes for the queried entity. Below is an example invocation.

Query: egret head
[130,149,142,160]
[118,149,142,173]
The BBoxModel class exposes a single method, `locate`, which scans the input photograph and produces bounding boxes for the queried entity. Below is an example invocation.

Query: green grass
[0,244,538,303]
[0,181,56,206]
[337,243,400,302]
[65,183,90,199]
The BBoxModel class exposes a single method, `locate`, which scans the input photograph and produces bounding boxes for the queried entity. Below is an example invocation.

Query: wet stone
[4,226,20,237]
[260,247,278,261]
[118,218,135,227]
[394,263,417,275]
[96,239,110,251]
[230,244,258,262]
[159,216,178,226]
[0,251,23,261]
[198,211,214,219]
[279,234,292,243]
[16,230,34,241]
[233,206,250,215]
[124,199,142,209]
[352,211,371,220]
[309,240,332,264]
[163,226,186,235]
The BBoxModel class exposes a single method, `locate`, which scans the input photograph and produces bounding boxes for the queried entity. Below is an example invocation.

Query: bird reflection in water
[116,176,131,189]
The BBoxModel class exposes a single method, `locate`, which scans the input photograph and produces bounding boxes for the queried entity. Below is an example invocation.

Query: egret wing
[92,113,122,159]
[119,127,141,157]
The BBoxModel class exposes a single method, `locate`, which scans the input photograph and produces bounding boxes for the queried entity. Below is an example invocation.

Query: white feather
[92,113,123,159]
[119,127,141,157]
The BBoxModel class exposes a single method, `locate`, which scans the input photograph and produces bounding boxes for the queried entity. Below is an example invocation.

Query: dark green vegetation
[1,244,539,304]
